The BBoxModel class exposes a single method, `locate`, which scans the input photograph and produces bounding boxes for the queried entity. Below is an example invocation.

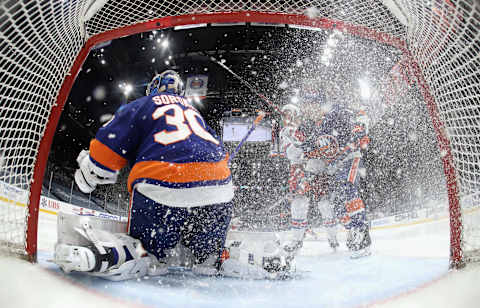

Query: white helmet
[146,70,184,96]
[281,103,302,127]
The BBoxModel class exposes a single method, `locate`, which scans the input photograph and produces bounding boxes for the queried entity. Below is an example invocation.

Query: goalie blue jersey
[88,92,233,207]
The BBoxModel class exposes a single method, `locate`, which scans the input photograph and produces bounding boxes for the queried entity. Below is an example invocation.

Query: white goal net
[0,0,479,267]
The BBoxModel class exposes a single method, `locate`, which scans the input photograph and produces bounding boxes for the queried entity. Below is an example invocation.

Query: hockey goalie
[53,70,298,281]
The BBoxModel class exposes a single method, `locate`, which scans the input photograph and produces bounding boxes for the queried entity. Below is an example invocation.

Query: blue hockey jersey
[88,92,233,207]
[299,103,369,165]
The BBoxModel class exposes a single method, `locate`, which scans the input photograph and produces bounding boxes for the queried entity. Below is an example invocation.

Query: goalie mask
[146,70,184,96]
[281,103,302,127]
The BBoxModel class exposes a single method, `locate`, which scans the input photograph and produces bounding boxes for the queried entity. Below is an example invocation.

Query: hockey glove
[304,159,326,174]
[285,144,304,164]
[74,150,118,194]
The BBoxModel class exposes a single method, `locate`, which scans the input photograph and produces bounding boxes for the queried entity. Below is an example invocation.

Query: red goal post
[0,1,478,268]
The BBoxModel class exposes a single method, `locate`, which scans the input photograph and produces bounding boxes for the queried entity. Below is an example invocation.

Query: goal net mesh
[0,0,479,265]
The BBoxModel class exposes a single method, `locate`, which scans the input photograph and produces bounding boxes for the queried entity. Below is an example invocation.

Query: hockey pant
[287,164,309,233]
[128,189,233,265]
[330,157,367,231]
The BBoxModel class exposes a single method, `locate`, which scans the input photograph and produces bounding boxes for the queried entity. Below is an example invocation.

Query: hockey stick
[203,55,281,164]
[228,111,266,164]
[208,55,285,116]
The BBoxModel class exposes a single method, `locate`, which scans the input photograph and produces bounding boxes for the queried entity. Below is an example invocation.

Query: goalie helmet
[146,70,184,96]
[281,103,302,127]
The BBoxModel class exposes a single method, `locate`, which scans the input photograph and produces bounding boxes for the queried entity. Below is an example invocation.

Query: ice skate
[346,224,372,259]
[328,238,340,252]
[350,246,371,259]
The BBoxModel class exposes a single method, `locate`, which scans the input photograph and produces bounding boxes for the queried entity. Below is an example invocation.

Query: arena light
[321,55,330,66]
[161,39,169,48]
[124,84,133,96]
[359,78,371,99]
[93,86,106,101]
[332,29,344,38]
[291,96,299,104]
[326,37,338,47]
[324,47,333,57]
[118,82,133,97]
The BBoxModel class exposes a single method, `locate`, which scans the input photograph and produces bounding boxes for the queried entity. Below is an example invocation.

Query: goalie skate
[53,244,97,272]
[328,238,340,252]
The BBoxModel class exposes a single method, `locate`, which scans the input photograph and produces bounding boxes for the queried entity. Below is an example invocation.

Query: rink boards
[0,179,465,241]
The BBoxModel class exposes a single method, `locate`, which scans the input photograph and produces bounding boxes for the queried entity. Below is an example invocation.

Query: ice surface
[1,211,480,308]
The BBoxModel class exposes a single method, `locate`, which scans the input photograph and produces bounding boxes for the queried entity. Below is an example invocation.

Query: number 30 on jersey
[152,104,219,146]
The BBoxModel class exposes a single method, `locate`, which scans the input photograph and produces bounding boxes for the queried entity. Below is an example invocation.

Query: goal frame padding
[27,11,461,267]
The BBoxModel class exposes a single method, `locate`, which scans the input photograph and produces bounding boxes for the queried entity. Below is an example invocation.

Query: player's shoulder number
[152,104,219,145]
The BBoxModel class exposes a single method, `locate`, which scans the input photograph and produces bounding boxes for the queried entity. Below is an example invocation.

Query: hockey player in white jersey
[279,102,339,252]
[278,103,310,253]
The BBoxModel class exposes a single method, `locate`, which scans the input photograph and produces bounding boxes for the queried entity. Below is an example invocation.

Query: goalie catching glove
[74,150,118,193]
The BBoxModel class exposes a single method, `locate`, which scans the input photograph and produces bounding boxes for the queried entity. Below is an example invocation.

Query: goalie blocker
[54,212,301,280]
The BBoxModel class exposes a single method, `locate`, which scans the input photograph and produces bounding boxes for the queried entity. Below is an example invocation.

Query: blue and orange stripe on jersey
[89,139,127,171]
[127,155,231,193]
[89,138,231,193]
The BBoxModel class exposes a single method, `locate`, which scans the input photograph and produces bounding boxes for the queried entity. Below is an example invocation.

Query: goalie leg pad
[54,212,168,280]
[54,233,167,281]
[90,257,150,281]
[223,231,298,279]
[57,211,127,246]
[220,258,278,280]
[192,254,221,276]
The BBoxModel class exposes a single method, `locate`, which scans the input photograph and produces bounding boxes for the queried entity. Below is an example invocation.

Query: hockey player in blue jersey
[299,94,372,258]
[279,90,371,258]
[54,70,235,279]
